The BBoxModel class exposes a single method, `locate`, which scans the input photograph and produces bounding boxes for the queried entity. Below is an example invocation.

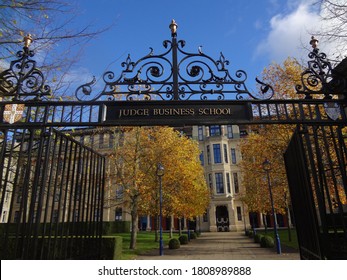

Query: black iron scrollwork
[75,21,274,101]
[296,36,347,99]
[0,35,51,101]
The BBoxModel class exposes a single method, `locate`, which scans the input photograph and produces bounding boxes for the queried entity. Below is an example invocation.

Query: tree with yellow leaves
[240,125,292,215]
[240,58,303,222]
[241,56,347,236]
[138,127,209,239]
[107,126,209,249]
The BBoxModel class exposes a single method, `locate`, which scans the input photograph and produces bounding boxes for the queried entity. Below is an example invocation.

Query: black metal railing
[0,99,346,128]
[285,125,347,259]
[0,128,105,259]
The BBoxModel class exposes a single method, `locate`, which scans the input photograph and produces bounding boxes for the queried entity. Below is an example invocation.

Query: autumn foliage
[241,57,347,216]
[240,58,302,215]
[106,126,209,249]
[239,125,293,215]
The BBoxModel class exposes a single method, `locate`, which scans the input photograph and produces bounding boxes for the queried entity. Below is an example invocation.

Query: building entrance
[216,206,230,232]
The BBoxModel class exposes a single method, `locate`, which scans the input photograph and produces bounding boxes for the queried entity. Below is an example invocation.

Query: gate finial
[23,34,33,49]
[309,36,318,50]
[169,19,178,37]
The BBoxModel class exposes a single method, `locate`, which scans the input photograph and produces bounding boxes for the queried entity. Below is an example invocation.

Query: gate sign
[3,104,24,124]
[102,101,252,126]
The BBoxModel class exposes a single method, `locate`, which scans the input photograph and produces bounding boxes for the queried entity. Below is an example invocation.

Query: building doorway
[216,205,229,232]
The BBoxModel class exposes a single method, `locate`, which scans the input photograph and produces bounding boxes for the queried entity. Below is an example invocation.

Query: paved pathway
[136,231,300,260]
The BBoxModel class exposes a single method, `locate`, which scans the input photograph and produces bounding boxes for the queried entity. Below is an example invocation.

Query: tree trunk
[130,214,138,249]
[129,129,141,250]
[178,218,182,235]
[263,213,268,234]
[286,206,292,242]
[169,215,173,238]
[285,192,292,242]
[129,198,139,249]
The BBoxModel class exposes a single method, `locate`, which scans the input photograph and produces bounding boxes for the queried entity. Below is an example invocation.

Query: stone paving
[136,231,300,260]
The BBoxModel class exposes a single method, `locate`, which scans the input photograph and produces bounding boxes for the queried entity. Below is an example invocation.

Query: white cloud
[316,0,347,60]
[255,1,321,62]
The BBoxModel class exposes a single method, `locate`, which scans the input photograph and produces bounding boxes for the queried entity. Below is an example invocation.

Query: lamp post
[242,201,247,235]
[156,163,165,256]
[262,159,281,254]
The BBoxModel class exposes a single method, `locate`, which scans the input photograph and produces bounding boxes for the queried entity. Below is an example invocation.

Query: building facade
[192,125,250,232]
[68,125,251,233]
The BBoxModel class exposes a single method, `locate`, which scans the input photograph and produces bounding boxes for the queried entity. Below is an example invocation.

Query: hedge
[260,235,275,248]
[102,221,130,234]
[254,233,264,243]
[168,238,180,249]
[178,234,189,245]
[0,236,123,260]
[0,221,130,237]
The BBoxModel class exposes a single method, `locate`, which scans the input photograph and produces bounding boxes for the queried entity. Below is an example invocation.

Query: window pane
[226,173,231,193]
[207,145,211,164]
[115,186,123,200]
[227,125,233,138]
[208,174,213,191]
[203,210,208,222]
[199,151,204,166]
[215,173,224,194]
[115,207,122,221]
[213,144,221,163]
[237,206,242,221]
[231,148,237,164]
[233,172,239,193]
[210,125,221,136]
[223,144,228,163]
[198,126,204,141]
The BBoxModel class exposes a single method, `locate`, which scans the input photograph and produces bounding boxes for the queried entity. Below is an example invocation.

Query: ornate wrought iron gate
[0,21,346,259]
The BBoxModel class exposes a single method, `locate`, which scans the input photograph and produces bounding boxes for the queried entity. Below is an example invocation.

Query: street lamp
[156,163,165,256]
[262,159,281,254]
[242,201,247,235]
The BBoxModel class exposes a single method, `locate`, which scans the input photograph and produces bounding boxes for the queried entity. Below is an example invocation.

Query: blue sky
[3,0,341,96]
[65,0,329,94]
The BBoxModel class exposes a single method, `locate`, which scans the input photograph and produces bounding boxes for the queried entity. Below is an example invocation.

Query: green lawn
[115,232,182,260]
[255,228,299,250]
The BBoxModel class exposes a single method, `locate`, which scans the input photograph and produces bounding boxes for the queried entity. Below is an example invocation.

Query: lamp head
[156,163,165,177]
[262,158,272,171]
